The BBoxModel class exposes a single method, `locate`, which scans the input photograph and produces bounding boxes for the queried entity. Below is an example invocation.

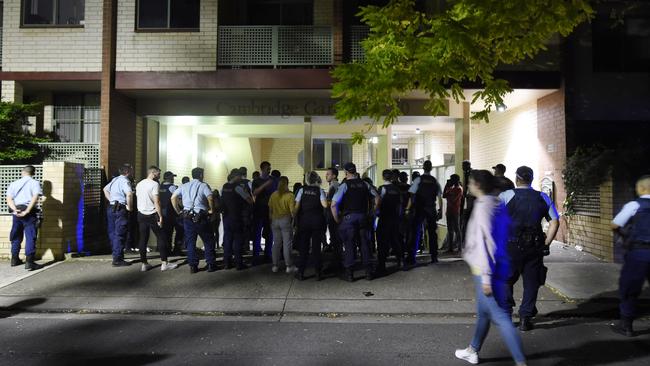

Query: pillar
[304,117,313,174]
[455,102,470,175]
[1,80,23,103]
[376,128,392,173]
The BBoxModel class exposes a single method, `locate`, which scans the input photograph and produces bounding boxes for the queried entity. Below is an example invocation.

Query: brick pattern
[1,0,103,72]
[566,179,615,261]
[261,138,305,185]
[115,0,218,71]
[470,101,541,188]
[1,80,23,103]
[537,90,568,241]
[424,132,455,165]
[0,162,84,260]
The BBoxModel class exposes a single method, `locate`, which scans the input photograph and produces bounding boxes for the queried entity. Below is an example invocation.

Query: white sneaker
[161,262,178,271]
[286,266,296,274]
[272,266,279,273]
[141,263,153,272]
[455,347,479,365]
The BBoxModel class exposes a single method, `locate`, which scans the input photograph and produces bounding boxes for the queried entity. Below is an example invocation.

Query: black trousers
[445,212,461,251]
[506,251,545,318]
[137,212,168,263]
[377,215,403,266]
[411,210,438,262]
[298,217,326,273]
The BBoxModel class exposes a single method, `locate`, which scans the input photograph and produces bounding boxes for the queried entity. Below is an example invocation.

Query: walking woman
[268,176,296,273]
[454,170,527,366]
[294,171,328,281]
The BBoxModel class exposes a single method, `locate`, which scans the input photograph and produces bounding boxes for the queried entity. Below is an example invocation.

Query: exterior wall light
[496,103,507,112]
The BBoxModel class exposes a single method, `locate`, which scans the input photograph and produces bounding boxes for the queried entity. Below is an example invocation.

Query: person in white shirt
[135,166,177,272]
[6,165,43,270]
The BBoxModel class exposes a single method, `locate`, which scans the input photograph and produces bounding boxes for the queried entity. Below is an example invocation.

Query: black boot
[342,268,354,282]
[315,269,323,281]
[206,263,219,272]
[189,265,199,274]
[365,268,374,281]
[519,317,534,332]
[11,256,23,267]
[611,317,634,337]
[294,271,305,281]
[25,255,43,271]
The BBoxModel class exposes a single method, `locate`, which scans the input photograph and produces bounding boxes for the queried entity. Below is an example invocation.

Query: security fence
[0,165,43,215]
[218,25,333,67]
[40,143,100,169]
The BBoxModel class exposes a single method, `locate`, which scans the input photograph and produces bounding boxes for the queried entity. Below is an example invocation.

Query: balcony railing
[0,27,3,68]
[218,26,333,67]
[349,25,369,63]
[53,106,100,143]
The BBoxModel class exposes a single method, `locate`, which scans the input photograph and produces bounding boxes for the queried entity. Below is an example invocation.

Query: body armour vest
[629,198,650,245]
[415,174,440,211]
[221,182,245,217]
[506,188,549,234]
[341,179,369,214]
[159,182,176,217]
[380,184,402,217]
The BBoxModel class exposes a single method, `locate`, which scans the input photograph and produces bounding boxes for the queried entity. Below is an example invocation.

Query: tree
[332,0,593,143]
[0,102,48,164]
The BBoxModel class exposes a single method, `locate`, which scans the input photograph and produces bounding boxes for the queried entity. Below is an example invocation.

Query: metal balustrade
[218,26,333,67]
[0,27,3,68]
[349,25,369,62]
[0,165,43,215]
[53,106,100,143]
[40,143,100,169]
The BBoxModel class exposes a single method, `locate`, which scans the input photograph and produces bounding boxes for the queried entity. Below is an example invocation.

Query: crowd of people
[7,161,650,365]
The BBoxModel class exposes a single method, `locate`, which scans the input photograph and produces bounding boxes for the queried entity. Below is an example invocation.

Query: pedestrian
[331,162,379,282]
[103,164,134,267]
[325,167,342,272]
[376,169,404,274]
[135,166,178,272]
[221,169,253,270]
[159,171,184,255]
[268,176,296,274]
[294,172,328,280]
[406,160,443,266]
[493,163,515,193]
[252,161,275,263]
[443,174,463,253]
[454,169,527,366]
[499,166,560,331]
[610,175,650,337]
[6,165,43,270]
[171,167,218,273]
[252,171,260,181]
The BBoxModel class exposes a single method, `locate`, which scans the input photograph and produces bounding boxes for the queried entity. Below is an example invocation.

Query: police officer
[103,164,134,267]
[611,175,650,337]
[331,163,379,282]
[159,171,184,255]
[6,165,43,270]
[325,167,342,271]
[252,161,276,263]
[376,169,404,274]
[294,171,328,281]
[406,160,443,266]
[239,166,254,255]
[221,169,253,270]
[171,167,218,273]
[499,166,559,331]
[397,172,411,261]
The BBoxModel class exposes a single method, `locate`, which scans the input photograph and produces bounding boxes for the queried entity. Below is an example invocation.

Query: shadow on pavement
[528,339,650,366]
[46,354,170,366]
[0,298,47,318]
[545,290,650,321]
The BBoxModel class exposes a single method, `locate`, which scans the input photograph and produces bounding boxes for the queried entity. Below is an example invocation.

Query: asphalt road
[0,314,648,366]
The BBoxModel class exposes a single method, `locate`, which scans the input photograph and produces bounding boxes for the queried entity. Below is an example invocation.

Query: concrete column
[1,80,24,103]
[304,117,313,174]
[43,105,55,136]
[376,128,392,173]
[455,102,470,175]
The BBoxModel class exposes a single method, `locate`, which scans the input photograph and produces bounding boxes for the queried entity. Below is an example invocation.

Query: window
[219,0,313,26]
[22,0,85,26]
[593,14,650,72]
[312,139,353,169]
[137,0,200,30]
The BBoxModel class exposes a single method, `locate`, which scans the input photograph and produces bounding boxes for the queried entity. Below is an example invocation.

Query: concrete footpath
[0,243,647,319]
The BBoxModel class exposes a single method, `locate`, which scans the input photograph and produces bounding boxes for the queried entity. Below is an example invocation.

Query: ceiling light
[415,128,421,134]
[496,103,507,112]
[392,133,397,139]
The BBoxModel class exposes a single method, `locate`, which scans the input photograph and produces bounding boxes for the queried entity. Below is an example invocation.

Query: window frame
[20,0,86,28]
[135,0,201,33]
[312,138,353,170]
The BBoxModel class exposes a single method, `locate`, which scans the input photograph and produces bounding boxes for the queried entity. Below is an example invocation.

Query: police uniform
[6,174,42,268]
[611,194,650,336]
[221,181,252,269]
[499,187,559,322]
[104,174,133,264]
[408,173,442,263]
[159,180,184,253]
[173,179,217,272]
[239,178,254,254]
[296,186,327,278]
[252,175,275,260]
[333,177,378,279]
[377,181,404,272]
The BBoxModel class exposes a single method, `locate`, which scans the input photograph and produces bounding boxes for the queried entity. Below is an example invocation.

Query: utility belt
[109,202,127,213]
[181,209,208,224]
[509,227,546,254]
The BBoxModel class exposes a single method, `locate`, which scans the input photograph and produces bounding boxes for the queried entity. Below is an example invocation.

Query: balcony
[51,106,100,143]
[218,25,333,68]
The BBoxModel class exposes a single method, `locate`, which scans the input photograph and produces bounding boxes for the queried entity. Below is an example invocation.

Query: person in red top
[443,174,464,253]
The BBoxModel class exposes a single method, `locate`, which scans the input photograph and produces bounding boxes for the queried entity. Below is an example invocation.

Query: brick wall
[0,80,23,103]
[115,0,218,71]
[424,132,455,166]
[100,91,137,175]
[0,162,84,260]
[537,90,568,241]
[566,179,615,261]
[470,101,541,188]
[1,0,102,71]
[261,138,304,185]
